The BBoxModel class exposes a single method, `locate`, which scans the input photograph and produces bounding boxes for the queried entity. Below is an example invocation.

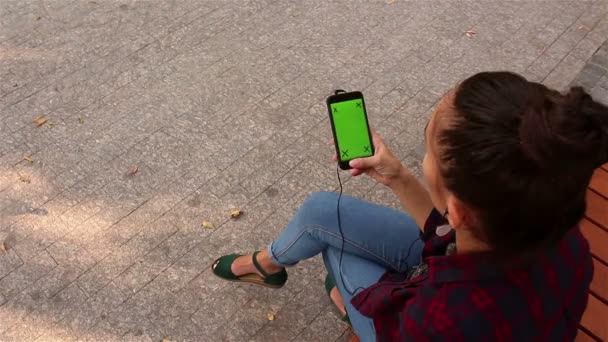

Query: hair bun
[566,87,608,167]
[565,86,590,108]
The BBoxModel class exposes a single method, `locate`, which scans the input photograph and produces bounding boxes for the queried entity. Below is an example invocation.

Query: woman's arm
[387,167,434,231]
[346,130,435,231]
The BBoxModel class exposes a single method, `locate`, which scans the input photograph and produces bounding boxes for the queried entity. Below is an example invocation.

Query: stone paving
[1,1,607,341]
[572,38,608,103]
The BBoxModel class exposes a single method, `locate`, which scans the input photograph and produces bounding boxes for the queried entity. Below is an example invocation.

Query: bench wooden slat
[579,168,607,342]
[590,258,608,302]
[581,294,608,341]
[586,190,608,229]
[580,219,608,263]
[590,168,608,198]
[575,329,597,342]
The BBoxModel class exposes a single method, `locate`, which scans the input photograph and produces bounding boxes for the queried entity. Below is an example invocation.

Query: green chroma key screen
[330,98,373,161]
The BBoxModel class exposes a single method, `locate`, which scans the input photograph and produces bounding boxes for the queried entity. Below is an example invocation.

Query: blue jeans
[268,191,424,342]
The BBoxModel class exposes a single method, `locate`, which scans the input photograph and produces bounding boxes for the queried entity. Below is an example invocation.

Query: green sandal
[211,251,288,288]
[324,274,351,325]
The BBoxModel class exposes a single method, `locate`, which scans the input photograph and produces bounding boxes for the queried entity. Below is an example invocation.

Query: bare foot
[226,250,284,277]
[329,286,347,317]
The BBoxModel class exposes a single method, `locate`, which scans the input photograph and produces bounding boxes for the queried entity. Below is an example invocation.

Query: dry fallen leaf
[23,155,33,163]
[267,313,275,321]
[78,116,84,124]
[202,221,214,229]
[230,209,243,219]
[127,166,139,175]
[160,338,176,342]
[465,30,476,38]
[0,241,7,253]
[33,117,47,126]
[18,175,31,184]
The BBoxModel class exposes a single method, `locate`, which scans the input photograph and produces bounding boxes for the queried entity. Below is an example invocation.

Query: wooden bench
[577,165,608,341]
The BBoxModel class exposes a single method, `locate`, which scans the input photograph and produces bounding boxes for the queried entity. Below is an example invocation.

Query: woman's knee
[306,191,338,204]
[297,191,339,225]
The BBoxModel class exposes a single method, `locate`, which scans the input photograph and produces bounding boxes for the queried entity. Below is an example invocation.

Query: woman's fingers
[370,129,385,149]
[349,168,364,176]
[349,154,380,170]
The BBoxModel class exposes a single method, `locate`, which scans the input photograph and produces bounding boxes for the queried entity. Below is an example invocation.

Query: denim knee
[296,191,339,226]
[304,191,338,205]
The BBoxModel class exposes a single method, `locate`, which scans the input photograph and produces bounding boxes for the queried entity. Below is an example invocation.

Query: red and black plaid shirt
[351,209,594,341]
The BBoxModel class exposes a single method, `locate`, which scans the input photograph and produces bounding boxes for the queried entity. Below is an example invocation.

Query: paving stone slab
[572,38,608,105]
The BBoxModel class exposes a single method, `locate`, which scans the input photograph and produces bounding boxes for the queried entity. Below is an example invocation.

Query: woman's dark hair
[439,71,608,256]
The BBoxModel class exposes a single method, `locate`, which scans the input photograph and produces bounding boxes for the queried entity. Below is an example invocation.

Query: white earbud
[436,224,452,237]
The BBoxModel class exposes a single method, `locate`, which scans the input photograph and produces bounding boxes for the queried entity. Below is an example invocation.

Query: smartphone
[326,91,374,170]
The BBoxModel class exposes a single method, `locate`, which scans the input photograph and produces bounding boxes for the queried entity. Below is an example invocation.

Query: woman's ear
[445,195,471,231]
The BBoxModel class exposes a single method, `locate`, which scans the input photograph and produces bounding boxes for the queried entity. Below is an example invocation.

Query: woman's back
[353,210,593,341]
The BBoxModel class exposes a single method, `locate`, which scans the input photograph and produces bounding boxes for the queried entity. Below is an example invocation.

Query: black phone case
[326,91,374,170]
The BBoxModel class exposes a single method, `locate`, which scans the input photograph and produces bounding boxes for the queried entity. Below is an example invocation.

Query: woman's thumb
[349,156,377,169]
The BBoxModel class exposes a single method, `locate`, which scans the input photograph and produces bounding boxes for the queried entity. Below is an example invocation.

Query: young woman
[212,71,606,341]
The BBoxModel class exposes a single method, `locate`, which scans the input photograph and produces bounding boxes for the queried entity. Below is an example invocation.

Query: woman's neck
[455,230,492,254]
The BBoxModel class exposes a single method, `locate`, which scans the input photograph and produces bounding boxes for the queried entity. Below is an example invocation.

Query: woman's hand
[333,130,409,187]
[331,130,433,230]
